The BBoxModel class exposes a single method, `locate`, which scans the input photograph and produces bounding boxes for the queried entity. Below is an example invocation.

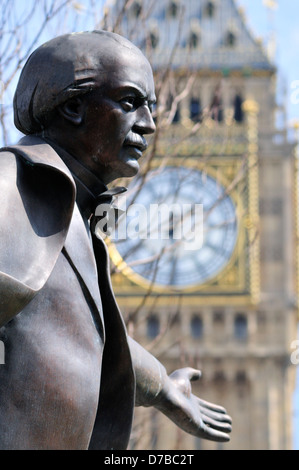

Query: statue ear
[58,97,85,125]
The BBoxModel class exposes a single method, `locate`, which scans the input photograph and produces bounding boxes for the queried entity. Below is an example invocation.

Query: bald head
[13,30,149,135]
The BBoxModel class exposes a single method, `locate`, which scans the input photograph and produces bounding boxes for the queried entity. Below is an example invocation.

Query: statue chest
[0,251,104,449]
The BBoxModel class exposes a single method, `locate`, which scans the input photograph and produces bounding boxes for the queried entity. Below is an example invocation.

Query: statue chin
[113,153,141,179]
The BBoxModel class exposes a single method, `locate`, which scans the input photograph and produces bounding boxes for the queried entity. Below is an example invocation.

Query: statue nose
[134,106,156,135]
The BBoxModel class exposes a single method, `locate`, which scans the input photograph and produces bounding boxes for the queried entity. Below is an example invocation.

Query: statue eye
[120,97,136,111]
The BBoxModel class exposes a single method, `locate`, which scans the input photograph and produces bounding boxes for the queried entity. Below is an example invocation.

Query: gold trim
[156,120,248,157]
[243,100,260,305]
[115,294,255,308]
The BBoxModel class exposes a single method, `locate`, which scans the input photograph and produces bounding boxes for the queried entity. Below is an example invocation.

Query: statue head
[14,31,156,183]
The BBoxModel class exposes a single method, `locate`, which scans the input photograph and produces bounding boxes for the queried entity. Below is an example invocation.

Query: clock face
[110,166,239,290]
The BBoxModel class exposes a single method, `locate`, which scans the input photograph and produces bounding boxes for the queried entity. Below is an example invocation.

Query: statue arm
[128,337,232,442]
[128,337,166,407]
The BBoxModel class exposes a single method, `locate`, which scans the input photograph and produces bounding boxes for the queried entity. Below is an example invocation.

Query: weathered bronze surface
[0,31,232,449]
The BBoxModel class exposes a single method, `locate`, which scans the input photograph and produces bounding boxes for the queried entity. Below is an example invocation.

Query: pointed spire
[111,0,275,72]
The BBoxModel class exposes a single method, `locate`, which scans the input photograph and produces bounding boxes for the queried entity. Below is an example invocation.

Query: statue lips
[123,136,148,159]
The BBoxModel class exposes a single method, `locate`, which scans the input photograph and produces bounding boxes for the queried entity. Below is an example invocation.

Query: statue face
[78,47,156,183]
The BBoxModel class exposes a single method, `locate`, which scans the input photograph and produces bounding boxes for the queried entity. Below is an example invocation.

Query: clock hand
[168,210,181,245]
[169,251,179,286]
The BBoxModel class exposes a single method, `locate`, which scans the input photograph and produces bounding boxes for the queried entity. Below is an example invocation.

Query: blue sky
[236,0,299,450]
[237,0,299,126]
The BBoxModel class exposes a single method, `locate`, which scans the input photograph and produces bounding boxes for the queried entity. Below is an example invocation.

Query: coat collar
[1,135,105,325]
[13,136,104,309]
[5,135,77,185]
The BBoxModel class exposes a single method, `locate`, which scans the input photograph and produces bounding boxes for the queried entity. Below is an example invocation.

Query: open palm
[155,367,232,442]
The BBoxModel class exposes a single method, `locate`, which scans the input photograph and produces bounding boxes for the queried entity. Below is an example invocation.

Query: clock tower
[105,0,298,450]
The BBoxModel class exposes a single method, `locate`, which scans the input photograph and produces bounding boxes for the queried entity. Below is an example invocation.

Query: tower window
[149,31,159,49]
[206,1,216,18]
[166,93,180,123]
[189,31,200,49]
[147,314,160,339]
[132,1,142,18]
[213,310,224,324]
[168,0,179,18]
[210,90,223,122]
[210,86,223,123]
[225,30,237,47]
[190,98,202,122]
[234,314,248,340]
[235,370,247,385]
[213,371,226,383]
[234,94,244,123]
[191,315,204,339]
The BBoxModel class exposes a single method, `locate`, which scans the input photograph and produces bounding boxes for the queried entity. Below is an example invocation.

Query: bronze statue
[0,31,232,450]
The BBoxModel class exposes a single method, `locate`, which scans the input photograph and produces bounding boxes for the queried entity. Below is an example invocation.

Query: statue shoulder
[0,145,75,326]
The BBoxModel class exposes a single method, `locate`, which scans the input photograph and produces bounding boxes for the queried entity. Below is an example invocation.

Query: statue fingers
[200,414,232,434]
[197,396,229,415]
[199,422,231,443]
[198,403,232,424]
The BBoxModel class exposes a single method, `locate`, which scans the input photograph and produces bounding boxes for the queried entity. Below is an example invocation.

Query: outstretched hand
[154,367,232,442]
